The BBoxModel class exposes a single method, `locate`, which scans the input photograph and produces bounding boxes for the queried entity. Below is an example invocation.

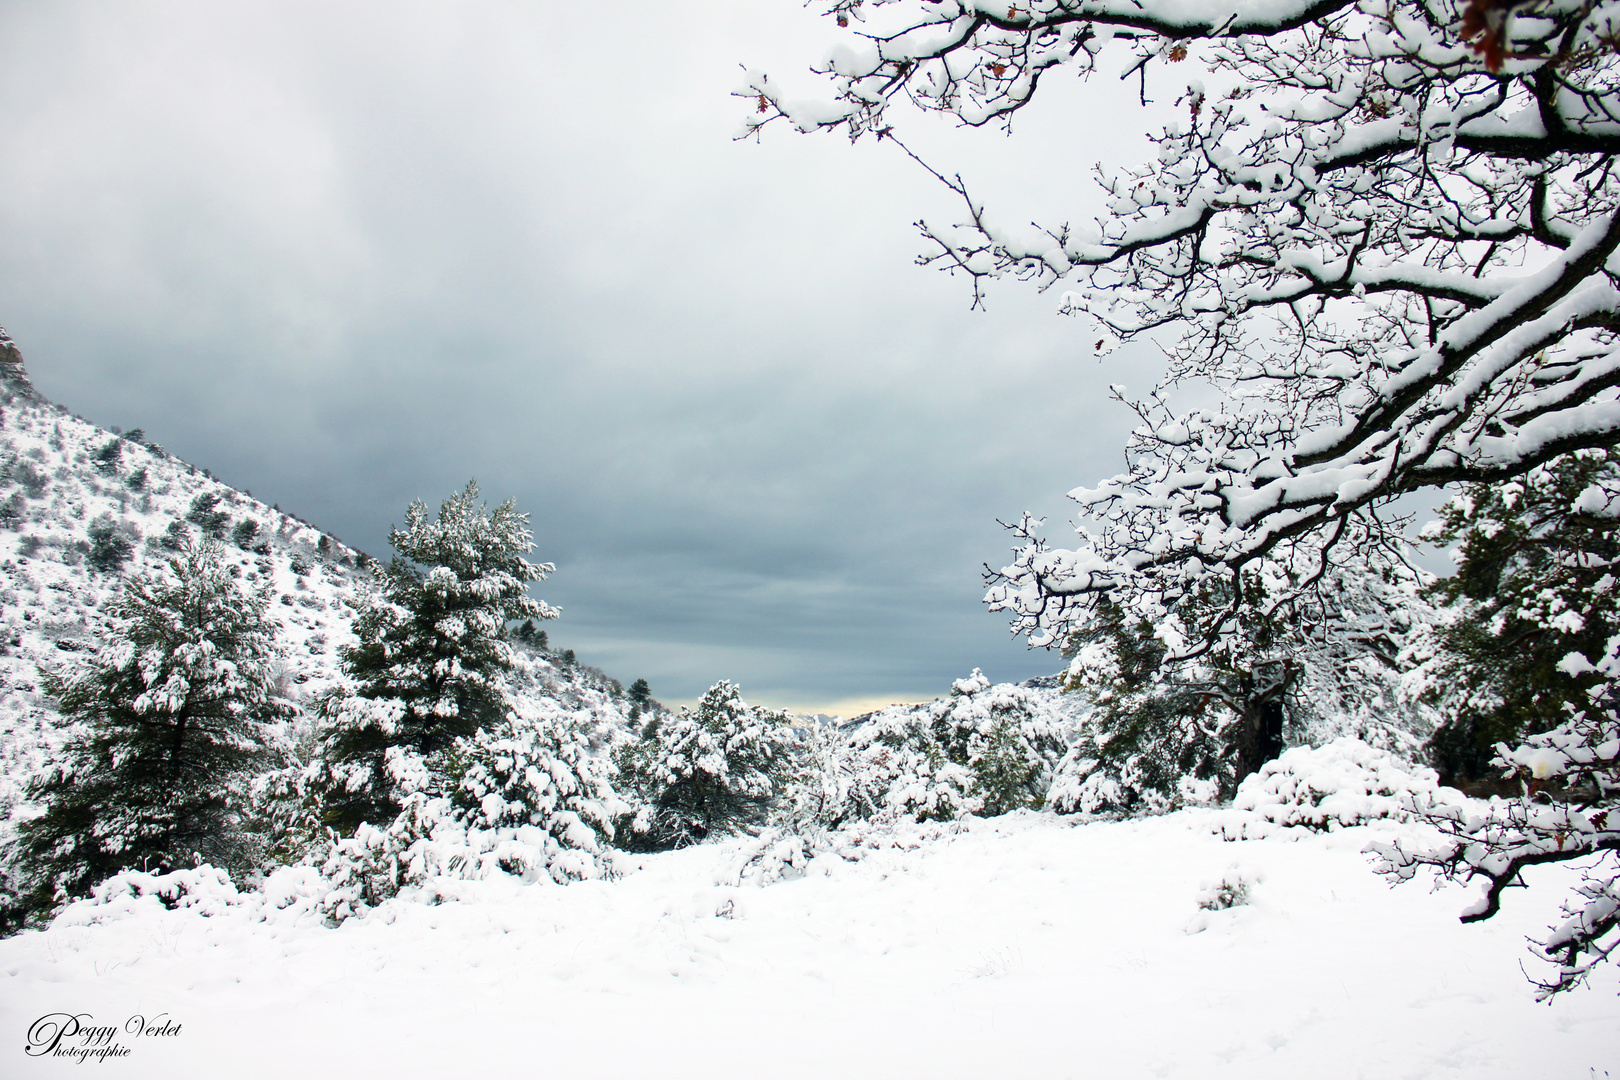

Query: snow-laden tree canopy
[746,0,1620,651]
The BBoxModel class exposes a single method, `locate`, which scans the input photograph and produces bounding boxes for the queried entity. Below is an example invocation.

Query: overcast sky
[0,1,1180,715]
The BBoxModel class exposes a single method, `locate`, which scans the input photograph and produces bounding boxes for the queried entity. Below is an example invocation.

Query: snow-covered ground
[4,808,1616,1079]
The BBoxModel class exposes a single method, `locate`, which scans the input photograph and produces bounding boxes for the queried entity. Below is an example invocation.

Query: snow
[1210,738,1455,840]
[3,807,1615,1078]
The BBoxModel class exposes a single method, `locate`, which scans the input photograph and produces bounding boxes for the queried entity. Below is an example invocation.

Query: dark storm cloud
[0,0,1164,712]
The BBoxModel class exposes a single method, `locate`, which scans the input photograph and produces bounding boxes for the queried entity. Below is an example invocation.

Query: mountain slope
[0,330,641,866]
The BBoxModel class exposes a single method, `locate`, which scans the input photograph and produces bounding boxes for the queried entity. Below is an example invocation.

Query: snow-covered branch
[744,0,1620,652]
[1370,702,1620,997]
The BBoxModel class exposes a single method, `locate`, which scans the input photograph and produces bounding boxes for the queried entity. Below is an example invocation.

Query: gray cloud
[0,0,1167,711]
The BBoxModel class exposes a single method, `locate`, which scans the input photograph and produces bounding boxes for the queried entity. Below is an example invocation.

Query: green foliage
[232,517,260,550]
[86,515,134,573]
[1410,450,1620,785]
[317,480,558,831]
[186,492,230,538]
[929,671,1068,816]
[801,671,1069,827]
[1057,588,1284,811]
[160,519,190,550]
[13,458,48,498]
[1050,517,1434,815]
[0,491,25,529]
[614,680,795,849]
[11,541,291,921]
[628,678,651,706]
[92,438,122,475]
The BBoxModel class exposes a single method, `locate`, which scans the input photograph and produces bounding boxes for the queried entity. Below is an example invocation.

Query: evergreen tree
[91,437,121,475]
[86,515,134,573]
[615,680,793,848]
[11,540,290,920]
[186,492,229,538]
[318,480,558,830]
[930,671,1068,817]
[1407,450,1620,788]
[232,517,261,550]
[160,519,190,550]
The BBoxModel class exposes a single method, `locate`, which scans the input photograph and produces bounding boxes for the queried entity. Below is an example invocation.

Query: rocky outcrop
[0,327,39,399]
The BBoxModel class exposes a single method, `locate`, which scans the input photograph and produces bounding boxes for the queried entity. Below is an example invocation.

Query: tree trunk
[1235,698,1268,784]
[1234,661,1292,784]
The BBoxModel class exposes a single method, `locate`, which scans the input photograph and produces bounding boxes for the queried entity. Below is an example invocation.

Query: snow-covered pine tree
[926,670,1069,816]
[9,539,291,922]
[451,695,625,883]
[615,680,794,848]
[316,480,558,831]
[1405,450,1620,788]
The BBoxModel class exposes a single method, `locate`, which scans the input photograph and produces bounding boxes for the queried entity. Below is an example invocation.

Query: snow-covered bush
[797,672,1070,828]
[828,703,977,825]
[52,864,247,927]
[1046,714,1224,818]
[454,701,626,881]
[1195,865,1260,913]
[1210,739,1454,841]
[313,703,623,922]
[724,827,816,887]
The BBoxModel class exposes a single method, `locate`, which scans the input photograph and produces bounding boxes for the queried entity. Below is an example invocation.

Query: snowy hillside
[0,353,640,860]
[0,374,353,827]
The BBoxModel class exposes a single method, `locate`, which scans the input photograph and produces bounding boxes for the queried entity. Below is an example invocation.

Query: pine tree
[318,480,558,830]
[186,492,229,538]
[12,540,291,920]
[1407,450,1620,789]
[86,515,134,573]
[615,680,794,848]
